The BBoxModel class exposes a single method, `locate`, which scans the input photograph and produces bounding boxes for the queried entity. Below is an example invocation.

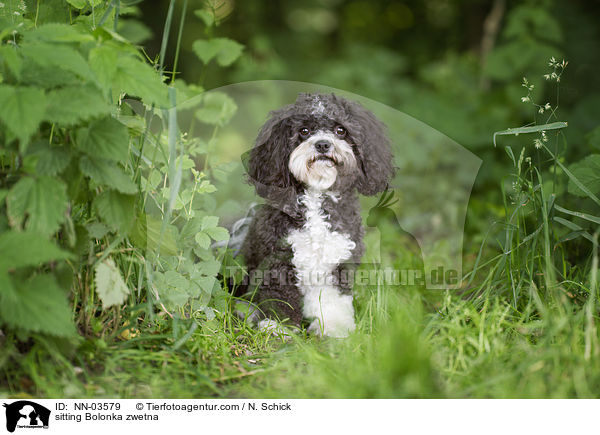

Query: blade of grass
[554,204,600,225]
[171,0,188,84]
[493,122,568,147]
[159,0,176,73]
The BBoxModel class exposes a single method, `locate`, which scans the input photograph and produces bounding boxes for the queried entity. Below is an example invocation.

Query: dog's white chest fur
[286,190,356,337]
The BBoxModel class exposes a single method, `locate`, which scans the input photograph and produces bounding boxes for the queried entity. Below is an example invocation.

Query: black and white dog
[238,93,394,337]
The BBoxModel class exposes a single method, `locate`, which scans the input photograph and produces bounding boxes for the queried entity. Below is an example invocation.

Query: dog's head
[246,93,395,199]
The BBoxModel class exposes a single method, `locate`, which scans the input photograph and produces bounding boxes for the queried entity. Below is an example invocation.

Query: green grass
[2,247,599,399]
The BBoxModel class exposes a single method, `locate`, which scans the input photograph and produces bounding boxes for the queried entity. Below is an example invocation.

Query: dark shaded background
[135,0,600,238]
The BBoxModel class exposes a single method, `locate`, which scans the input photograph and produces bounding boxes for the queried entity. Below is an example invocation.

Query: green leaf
[0,85,47,149]
[86,221,110,239]
[20,42,92,79]
[95,257,131,309]
[24,22,94,43]
[117,19,153,45]
[194,231,211,249]
[66,0,87,9]
[6,176,68,237]
[201,215,219,230]
[195,92,237,126]
[587,126,600,152]
[197,259,221,276]
[493,122,568,147]
[194,9,214,27]
[153,270,191,309]
[0,231,73,270]
[19,57,79,89]
[76,116,130,163]
[192,39,219,64]
[192,38,244,66]
[567,155,600,198]
[144,216,179,255]
[89,45,118,88]
[113,56,168,107]
[93,190,136,235]
[191,276,217,298]
[79,156,138,194]
[205,226,229,242]
[214,38,244,66]
[0,45,23,79]
[0,274,77,337]
[35,146,72,176]
[197,179,217,193]
[46,84,111,125]
[544,145,600,207]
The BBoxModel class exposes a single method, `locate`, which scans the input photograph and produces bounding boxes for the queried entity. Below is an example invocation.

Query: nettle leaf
[20,42,92,79]
[213,38,244,66]
[192,39,220,64]
[568,155,600,197]
[0,45,23,79]
[86,221,110,239]
[117,19,153,45]
[95,257,131,309]
[113,56,169,107]
[89,45,119,88]
[192,38,244,66]
[0,231,73,270]
[35,146,72,176]
[19,57,80,89]
[24,22,94,43]
[195,92,237,126]
[79,156,138,194]
[93,190,136,234]
[66,0,87,9]
[0,85,47,149]
[46,84,111,126]
[194,9,214,27]
[587,126,600,151]
[0,274,77,337]
[6,176,68,237]
[76,116,130,163]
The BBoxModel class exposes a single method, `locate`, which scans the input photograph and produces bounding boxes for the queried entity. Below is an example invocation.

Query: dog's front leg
[303,285,356,338]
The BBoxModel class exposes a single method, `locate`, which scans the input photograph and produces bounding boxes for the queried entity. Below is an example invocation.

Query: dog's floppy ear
[245,111,295,198]
[349,102,395,196]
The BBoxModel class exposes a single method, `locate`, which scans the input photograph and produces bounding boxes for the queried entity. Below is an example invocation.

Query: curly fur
[239,93,394,337]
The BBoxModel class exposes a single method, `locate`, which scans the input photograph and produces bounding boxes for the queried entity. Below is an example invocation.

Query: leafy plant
[0,0,239,361]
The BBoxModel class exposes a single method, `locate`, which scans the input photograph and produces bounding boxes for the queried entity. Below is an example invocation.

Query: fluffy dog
[238,93,394,337]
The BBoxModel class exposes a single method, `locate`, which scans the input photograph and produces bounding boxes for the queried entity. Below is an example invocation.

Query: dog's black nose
[314,140,331,153]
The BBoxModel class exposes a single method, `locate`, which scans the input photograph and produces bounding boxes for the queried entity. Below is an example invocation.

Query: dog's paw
[258,318,292,340]
[307,318,355,338]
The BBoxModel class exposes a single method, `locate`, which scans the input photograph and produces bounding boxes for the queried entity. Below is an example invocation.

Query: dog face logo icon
[2,401,50,432]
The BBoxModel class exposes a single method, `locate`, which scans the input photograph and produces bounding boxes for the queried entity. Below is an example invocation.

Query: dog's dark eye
[299,127,310,137]
[335,126,347,137]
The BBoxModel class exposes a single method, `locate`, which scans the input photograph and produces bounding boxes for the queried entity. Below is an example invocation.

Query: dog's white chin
[298,160,338,191]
